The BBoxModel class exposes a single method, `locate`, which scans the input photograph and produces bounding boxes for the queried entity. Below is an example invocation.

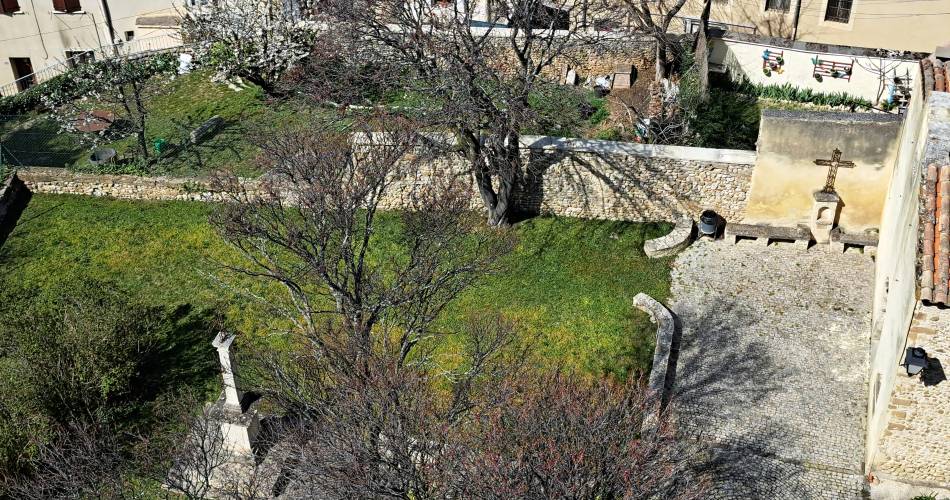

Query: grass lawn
[0,194,672,377]
[1,70,299,176]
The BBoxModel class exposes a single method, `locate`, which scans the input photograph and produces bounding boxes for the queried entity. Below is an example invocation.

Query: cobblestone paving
[874,302,950,487]
[670,239,874,499]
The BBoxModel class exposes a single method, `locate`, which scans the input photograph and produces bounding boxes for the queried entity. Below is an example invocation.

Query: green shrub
[594,127,624,141]
[722,78,873,109]
[526,85,608,137]
[0,278,217,477]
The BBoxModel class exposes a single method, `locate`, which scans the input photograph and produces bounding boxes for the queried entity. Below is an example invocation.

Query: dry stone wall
[18,137,755,223]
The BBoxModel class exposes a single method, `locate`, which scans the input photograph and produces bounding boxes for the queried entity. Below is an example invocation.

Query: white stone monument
[211,332,260,457]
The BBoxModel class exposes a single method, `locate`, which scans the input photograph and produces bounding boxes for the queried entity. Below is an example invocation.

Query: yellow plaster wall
[743,111,901,232]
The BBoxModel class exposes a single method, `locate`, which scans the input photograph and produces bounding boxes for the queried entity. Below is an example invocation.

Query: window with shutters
[765,0,789,12]
[0,0,21,14]
[53,0,82,13]
[824,0,852,23]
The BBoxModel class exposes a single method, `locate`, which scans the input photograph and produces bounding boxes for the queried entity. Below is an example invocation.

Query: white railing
[0,34,185,98]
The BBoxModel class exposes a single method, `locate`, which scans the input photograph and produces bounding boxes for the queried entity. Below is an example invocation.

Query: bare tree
[210,114,707,498]
[619,0,689,82]
[42,54,178,168]
[161,399,234,500]
[2,423,131,499]
[288,0,601,226]
[212,114,513,379]
[442,371,707,499]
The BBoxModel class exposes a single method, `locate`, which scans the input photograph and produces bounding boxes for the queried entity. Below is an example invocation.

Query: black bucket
[699,210,719,236]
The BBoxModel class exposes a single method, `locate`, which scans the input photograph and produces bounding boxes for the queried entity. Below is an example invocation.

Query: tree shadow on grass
[136,303,220,406]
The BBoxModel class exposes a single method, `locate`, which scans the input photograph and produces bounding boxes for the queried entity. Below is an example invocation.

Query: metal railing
[0,34,185,98]
[678,16,758,35]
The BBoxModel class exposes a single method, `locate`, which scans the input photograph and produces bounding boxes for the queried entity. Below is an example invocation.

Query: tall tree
[621,0,690,82]
[181,0,318,92]
[289,0,600,226]
[42,54,178,168]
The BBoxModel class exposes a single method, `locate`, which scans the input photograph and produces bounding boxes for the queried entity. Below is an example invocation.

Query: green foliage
[526,85,610,137]
[724,78,874,109]
[688,89,761,150]
[2,194,673,379]
[41,54,179,107]
[594,127,624,141]
[0,277,217,476]
[910,496,937,500]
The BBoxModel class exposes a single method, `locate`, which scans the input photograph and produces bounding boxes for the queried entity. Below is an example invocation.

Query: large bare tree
[288,0,601,226]
[619,0,690,82]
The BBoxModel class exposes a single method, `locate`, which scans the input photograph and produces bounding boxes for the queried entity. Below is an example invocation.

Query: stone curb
[633,292,675,396]
[643,217,694,258]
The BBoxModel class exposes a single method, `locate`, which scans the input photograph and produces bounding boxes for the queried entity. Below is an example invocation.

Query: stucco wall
[17,137,757,222]
[744,110,901,232]
[865,73,947,471]
[710,35,920,104]
[680,0,950,52]
[0,0,181,92]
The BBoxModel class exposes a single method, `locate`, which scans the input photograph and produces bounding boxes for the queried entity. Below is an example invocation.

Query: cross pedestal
[211,332,259,457]
[809,148,854,245]
[810,190,841,244]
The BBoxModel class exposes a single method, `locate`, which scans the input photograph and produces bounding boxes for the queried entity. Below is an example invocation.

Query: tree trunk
[460,128,518,227]
[477,130,519,227]
[654,42,668,83]
[694,0,712,102]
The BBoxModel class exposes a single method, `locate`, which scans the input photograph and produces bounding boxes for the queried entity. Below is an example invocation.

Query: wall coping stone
[760,109,905,123]
[520,135,758,164]
[633,292,676,397]
[643,217,694,258]
[715,31,926,61]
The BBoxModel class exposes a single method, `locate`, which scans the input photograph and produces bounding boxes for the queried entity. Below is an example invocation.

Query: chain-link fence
[0,114,85,169]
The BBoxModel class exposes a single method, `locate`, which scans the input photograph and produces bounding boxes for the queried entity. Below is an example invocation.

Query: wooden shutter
[52,0,67,11]
[1,0,21,13]
[63,0,81,12]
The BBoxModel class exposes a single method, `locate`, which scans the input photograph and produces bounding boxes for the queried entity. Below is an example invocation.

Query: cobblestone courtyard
[874,302,950,487]
[670,240,875,499]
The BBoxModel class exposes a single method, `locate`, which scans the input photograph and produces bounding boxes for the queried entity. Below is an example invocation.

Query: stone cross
[814,148,856,193]
[212,332,242,410]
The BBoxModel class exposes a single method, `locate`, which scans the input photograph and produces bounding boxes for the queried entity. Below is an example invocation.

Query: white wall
[710,36,919,105]
[865,66,933,471]
[0,0,181,94]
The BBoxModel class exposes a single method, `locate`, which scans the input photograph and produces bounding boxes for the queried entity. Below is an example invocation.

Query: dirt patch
[597,64,656,140]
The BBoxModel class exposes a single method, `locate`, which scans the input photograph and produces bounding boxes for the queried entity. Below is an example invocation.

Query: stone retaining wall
[18,137,756,223]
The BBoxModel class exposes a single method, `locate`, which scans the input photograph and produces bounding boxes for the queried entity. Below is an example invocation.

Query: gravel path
[670,239,875,499]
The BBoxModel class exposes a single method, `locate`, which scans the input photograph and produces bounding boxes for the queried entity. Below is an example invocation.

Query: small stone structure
[745,110,901,233]
[724,222,812,248]
[643,217,694,258]
[809,190,841,244]
[190,115,223,144]
[210,332,259,457]
[632,293,675,398]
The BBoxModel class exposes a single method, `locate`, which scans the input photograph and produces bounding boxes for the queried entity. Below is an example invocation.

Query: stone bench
[725,222,812,249]
[830,227,879,253]
[643,217,694,258]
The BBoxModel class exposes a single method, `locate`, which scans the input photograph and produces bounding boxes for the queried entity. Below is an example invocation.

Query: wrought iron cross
[814,148,856,193]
